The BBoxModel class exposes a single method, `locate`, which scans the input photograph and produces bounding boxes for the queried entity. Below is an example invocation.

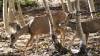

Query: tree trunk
[43,0,55,34]
[7,0,18,34]
[3,0,9,32]
[61,0,72,24]
[73,0,88,55]
[60,0,66,12]
[66,0,73,13]
[43,0,68,54]
[75,0,86,46]
[87,0,95,19]
[8,0,16,22]
[16,0,25,27]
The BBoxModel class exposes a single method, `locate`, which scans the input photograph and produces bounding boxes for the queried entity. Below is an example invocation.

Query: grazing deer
[68,18,100,45]
[10,11,72,50]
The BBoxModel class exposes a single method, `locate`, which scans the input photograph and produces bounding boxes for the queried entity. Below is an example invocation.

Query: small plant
[20,0,39,8]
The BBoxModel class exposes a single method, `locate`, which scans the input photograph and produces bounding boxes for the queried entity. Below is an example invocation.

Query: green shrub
[20,0,39,7]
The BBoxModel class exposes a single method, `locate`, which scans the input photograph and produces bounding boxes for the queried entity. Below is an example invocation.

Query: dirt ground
[0,21,100,56]
[0,9,100,56]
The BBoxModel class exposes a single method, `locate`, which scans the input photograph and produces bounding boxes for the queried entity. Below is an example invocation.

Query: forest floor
[0,9,100,56]
[0,21,100,56]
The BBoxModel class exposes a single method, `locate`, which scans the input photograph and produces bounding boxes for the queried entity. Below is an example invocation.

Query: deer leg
[85,33,89,46]
[10,31,24,48]
[35,35,39,54]
[10,25,29,48]
[59,28,65,47]
[22,34,35,56]
[25,34,40,55]
[25,34,35,50]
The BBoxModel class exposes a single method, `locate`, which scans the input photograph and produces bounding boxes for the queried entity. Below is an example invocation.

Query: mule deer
[10,11,71,50]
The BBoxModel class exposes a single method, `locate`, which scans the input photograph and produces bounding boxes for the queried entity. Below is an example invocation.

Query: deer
[10,11,72,50]
[68,17,100,45]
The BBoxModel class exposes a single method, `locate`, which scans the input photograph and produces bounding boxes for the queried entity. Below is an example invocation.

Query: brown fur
[10,11,71,50]
[68,18,100,44]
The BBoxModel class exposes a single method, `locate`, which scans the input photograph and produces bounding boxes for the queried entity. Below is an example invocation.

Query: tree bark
[60,0,66,12]
[7,0,18,34]
[61,0,72,24]
[75,0,86,46]
[87,0,95,19]
[43,0,68,54]
[66,0,73,13]
[8,0,16,22]
[43,0,55,34]
[3,0,9,32]
[16,0,25,27]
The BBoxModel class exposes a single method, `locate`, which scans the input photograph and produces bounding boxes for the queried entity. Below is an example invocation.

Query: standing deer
[68,17,100,45]
[10,11,72,50]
